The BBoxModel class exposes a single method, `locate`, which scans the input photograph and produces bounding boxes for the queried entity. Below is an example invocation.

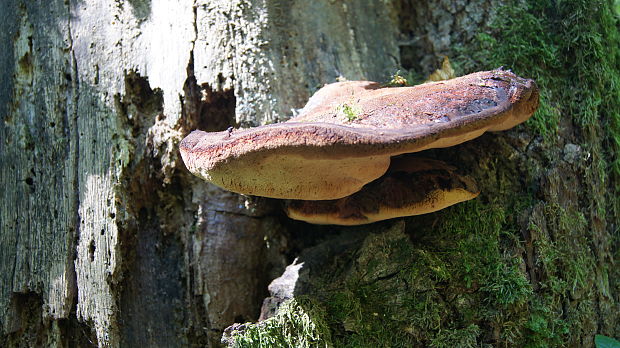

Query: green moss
[457,0,620,150]
[523,202,598,345]
[309,202,534,347]
[226,298,333,348]
[336,103,362,121]
[429,324,480,348]
[291,196,599,347]
[226,199,599,347]
[456,4,561,138]
[454,3,620,342]
[523,301,570,348]
[456,0,620,202]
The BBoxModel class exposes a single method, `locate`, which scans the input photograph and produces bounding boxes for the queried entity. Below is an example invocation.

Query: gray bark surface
[1,0,78,331]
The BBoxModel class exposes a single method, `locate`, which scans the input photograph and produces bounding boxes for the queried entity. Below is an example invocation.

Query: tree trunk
[1,0,618,347]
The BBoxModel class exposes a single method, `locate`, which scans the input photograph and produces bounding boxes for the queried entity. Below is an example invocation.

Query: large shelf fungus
[180,69,539,225]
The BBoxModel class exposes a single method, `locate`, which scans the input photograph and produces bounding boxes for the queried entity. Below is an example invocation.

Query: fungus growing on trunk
[180,69,539,224]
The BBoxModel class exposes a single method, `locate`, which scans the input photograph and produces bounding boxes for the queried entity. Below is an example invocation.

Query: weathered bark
[1,0,618,347]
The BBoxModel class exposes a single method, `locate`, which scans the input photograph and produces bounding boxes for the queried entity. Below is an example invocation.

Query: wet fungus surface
[180,69,539,225]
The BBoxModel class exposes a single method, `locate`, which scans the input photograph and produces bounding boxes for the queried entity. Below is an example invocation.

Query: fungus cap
[180,69,539,200]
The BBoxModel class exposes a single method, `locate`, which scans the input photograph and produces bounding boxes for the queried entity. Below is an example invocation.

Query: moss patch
[455,0,620,203]
[336,102,362,122]
[293,202,536,347]
[287,206,535,347]
[224,298,333,348]
[452,0,620,344]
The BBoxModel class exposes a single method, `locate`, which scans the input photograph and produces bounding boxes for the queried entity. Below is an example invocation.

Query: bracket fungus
[180,69,539,224]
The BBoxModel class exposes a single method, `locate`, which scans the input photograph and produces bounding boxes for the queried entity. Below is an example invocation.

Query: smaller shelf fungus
[180,69,539,225]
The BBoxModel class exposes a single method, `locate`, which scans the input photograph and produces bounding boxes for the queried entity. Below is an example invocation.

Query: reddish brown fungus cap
[180,69,539,200]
